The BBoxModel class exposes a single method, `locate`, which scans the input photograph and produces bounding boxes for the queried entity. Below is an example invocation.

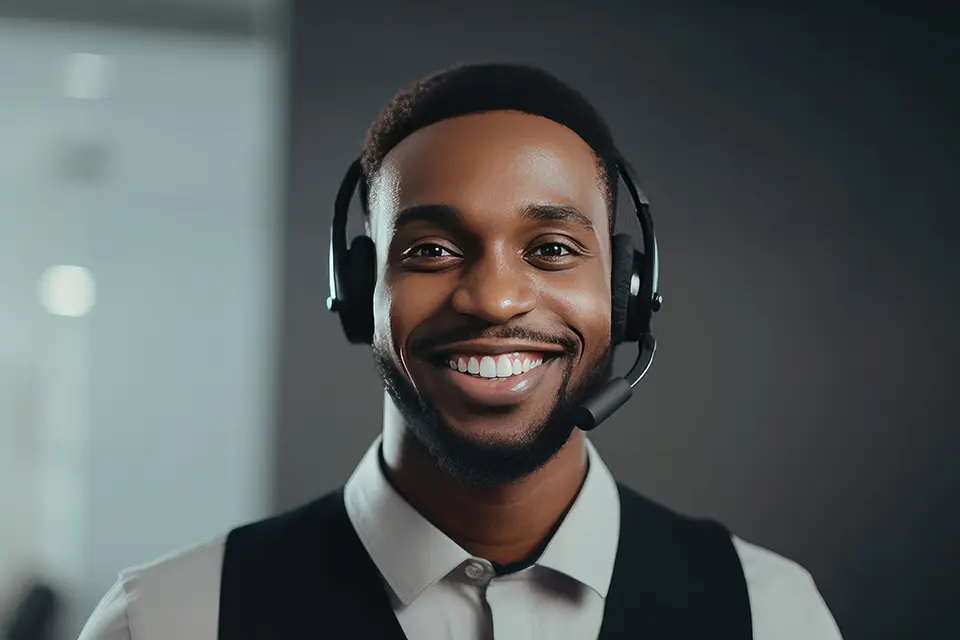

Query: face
[368,111,615,484]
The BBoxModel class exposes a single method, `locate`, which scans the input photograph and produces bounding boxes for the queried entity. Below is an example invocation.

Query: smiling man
[78,64,843,640]
[370,111,617,490]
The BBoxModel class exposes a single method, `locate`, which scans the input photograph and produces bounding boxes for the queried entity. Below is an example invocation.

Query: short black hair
[360,62,619,230]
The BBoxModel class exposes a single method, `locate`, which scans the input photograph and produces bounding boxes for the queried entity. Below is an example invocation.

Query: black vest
[218,484,752,639]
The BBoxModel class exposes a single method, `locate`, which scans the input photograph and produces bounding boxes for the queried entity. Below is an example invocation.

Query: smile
[423,350,561,408]
[445,351,545,379]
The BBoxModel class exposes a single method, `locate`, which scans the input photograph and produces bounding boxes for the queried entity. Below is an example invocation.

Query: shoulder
[616,485,843,639]
[615,483,739,561]
[732,536,844,640]
[78,492,347,640]
[78,536,226,640]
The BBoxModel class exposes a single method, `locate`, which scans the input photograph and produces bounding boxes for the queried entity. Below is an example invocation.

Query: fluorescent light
[37,265,97,318]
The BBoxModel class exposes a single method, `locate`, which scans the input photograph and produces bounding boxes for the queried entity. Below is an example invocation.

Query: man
[79,63,843,639]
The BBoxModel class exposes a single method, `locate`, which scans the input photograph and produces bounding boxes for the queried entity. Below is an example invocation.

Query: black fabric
[598,484,753,640]
[218,489,407,640]
[219,484,752,640]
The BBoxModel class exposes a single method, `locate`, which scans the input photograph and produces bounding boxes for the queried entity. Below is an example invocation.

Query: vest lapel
[597,484,752,640]
[219,489,409,640]
[598,484,687,640]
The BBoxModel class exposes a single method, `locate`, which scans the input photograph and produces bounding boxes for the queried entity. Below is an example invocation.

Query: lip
[421,356,559,408]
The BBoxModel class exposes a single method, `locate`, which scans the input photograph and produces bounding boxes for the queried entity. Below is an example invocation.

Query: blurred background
[0,1,956,639]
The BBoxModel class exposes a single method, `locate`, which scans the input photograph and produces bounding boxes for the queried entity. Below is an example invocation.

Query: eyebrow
[518,202,595,232]
[393,202,595,233]
[393,204,460,231]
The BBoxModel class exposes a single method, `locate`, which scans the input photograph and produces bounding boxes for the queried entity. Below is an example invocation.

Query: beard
[372,336,615,486]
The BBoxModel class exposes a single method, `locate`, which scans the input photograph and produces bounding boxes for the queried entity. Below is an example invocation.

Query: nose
[450,250,536,325]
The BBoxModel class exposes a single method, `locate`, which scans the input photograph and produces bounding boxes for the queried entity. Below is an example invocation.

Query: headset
[327,152,662,432]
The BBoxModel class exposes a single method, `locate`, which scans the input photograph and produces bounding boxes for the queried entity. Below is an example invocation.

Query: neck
[379,395,588,566]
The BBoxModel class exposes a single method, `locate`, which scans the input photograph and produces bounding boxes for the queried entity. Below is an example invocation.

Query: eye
[400,242,462,271]
[408,243,455,259]
[530,242,577,259]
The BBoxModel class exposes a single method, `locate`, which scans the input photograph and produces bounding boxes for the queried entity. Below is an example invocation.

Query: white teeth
[479,356,497,378]
[448,353,548,378]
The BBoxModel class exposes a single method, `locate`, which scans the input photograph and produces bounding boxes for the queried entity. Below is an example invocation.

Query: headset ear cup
[344,235,377,344]
[624,248,647,343]
[610,233,635,345]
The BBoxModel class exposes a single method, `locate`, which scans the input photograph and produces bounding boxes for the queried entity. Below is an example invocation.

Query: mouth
[437,351,555,377]
[420,344,566,408]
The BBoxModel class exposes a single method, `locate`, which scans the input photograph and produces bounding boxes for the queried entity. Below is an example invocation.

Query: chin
[436,406,556,450]
[373,340,604,484]
[412,399,577,485]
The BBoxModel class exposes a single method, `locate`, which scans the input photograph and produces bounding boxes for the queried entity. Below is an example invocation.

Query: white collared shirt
[79,437,844,640]
[343,436,622,639]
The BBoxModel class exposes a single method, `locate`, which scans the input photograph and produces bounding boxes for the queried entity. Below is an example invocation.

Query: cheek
[546,272,612,351]
[374,272,453,360]
[372,277,393,348]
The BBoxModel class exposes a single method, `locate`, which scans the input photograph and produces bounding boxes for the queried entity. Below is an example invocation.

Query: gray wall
[276,2,958,639]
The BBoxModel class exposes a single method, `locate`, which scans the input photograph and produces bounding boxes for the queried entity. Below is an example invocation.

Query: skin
[367,110,614,565]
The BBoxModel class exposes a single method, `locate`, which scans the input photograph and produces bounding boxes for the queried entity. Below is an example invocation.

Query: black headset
[327,152,662,432]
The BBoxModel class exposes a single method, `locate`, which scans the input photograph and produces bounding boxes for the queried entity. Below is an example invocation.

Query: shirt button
[463,559,493,585]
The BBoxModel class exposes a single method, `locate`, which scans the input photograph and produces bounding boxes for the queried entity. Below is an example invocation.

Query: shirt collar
[344,435,621,606]
[536,437,621,598]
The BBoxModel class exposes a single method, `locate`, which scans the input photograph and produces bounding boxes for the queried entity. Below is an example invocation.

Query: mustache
[412,325,580,356]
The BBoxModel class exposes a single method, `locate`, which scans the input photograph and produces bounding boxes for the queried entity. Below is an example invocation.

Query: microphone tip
[571,377,633,432]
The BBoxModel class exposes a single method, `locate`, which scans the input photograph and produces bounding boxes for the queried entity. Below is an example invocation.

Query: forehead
[370,111,607,229]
